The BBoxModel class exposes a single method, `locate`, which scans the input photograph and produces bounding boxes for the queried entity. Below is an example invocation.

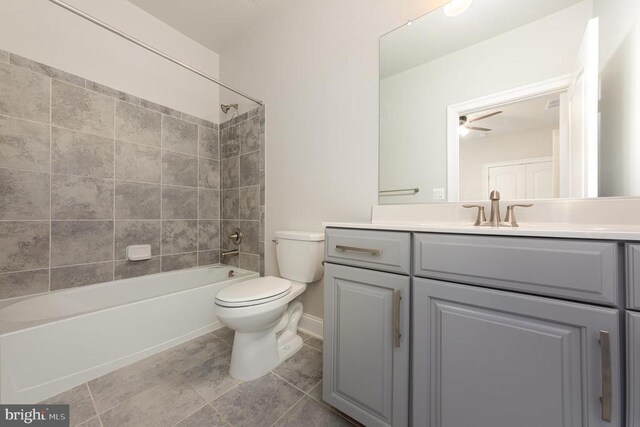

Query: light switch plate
[432,188,445,200]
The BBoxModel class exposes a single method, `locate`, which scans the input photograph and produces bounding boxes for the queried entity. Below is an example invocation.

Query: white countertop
[322,221,640,240]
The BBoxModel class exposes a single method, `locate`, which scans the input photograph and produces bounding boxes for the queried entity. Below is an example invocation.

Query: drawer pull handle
[335,245,382,255]
[599,330,612,422]
[393,290,402,348]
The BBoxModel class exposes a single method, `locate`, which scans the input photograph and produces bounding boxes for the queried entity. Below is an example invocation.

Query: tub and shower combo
[0,0,268,405]
[0,265,258,403]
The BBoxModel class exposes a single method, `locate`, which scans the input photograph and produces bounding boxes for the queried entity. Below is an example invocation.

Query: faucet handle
[463,204,488,226]
[503,204,533,227]
[229,227,243,245]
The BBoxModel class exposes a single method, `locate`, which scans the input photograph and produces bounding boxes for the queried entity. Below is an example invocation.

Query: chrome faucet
[464,190,532,227]
[221,228,242,259]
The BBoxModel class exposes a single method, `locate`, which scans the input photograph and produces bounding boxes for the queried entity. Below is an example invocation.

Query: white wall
[379,1,592,204]
[220,0,448,318]
[0,0,220,121]
[459,127,555,201]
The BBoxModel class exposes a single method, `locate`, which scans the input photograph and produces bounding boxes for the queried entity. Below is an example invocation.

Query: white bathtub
[0,264,258,403]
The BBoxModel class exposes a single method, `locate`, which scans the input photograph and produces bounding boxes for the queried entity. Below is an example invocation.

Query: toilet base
[277,334,304,366]
[228,301,304,381]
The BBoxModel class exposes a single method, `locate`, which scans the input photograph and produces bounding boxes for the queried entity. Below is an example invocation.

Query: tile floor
[40,328,360,427]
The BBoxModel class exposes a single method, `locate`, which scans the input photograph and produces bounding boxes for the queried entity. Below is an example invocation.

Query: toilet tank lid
[274,230,324,242]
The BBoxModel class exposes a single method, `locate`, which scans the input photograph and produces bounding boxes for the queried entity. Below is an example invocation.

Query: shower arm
[47,0,263,106]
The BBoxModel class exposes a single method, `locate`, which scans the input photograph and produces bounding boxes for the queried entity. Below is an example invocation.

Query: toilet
[214,230,324,381]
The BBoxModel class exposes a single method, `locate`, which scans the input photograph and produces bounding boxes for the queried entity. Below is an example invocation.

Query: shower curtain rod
[47,0,264,106]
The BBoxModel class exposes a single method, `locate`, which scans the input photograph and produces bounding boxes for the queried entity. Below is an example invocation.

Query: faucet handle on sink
[463,204,488,226]
[503,204,533,227]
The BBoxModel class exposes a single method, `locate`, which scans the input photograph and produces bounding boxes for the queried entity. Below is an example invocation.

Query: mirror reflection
[459,95,561,201]
[379,0,640,204]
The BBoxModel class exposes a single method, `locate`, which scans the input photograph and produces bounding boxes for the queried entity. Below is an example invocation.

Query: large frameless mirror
[379,0,640,204]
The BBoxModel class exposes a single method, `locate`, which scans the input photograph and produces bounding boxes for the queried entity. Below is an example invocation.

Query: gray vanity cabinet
[412,278,622,427]
[323,262,410,427]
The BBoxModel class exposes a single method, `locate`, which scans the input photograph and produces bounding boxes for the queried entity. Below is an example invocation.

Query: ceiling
[462,92,561,140]
[127,0,289,53]
[380,0,584,78]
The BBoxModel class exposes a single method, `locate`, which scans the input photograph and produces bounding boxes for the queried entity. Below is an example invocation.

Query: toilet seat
[214,276,292,308]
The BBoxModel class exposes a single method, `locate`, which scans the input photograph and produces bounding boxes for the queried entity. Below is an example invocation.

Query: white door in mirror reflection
[526,162,554,199]
[487,159,553,200]
[564,17,600,198]
[489,164,525,199]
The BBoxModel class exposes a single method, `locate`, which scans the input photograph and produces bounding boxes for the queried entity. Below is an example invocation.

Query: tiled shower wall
[220,107,266,275]
[0,50,226,300]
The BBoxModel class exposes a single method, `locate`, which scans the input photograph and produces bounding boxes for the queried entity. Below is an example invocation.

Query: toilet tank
[274,230,325,283]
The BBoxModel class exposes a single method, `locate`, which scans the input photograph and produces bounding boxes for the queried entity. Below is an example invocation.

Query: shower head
[221,104,238,114]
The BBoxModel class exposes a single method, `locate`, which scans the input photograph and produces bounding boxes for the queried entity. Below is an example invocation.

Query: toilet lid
[214,276,292,307]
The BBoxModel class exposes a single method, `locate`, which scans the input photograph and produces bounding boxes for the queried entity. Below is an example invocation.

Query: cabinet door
[413,278,621,427]
[627,244,640,309]
[629,312,640,427]
[323,263,410,427]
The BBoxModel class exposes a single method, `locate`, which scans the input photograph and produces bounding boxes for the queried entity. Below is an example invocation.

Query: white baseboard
[298,313,323,339]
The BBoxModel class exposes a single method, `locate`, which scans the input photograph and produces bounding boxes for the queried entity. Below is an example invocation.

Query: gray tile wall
[220,107,265,275]
[0,52,224,300]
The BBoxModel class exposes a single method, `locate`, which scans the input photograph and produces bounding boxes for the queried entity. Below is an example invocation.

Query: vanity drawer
[627,244,640,309]
[414,233,620,305]
[325,228,410,274]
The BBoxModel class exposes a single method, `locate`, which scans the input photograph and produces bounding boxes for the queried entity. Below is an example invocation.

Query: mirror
[379,0,640,204]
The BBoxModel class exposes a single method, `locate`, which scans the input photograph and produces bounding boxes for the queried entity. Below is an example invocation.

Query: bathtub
[0,264,258,403]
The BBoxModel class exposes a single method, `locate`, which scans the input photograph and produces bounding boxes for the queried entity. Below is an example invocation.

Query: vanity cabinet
[412,277,622,427]
[323,227,627,427]
[323,229,410,427]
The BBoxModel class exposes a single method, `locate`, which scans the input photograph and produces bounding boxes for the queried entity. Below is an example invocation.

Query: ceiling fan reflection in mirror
[458,110,502,136]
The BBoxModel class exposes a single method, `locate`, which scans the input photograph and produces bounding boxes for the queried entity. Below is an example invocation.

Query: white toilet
[214,230,324,381]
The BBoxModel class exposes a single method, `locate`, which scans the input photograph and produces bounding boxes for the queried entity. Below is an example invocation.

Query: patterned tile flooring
[41,328,360,427]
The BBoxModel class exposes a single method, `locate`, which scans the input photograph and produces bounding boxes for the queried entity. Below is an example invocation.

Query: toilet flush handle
[272,239,279,245]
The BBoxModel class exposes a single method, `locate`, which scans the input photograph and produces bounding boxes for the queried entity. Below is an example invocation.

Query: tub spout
[222,249,239,258]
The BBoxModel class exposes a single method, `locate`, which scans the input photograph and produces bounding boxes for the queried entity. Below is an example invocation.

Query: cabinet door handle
[599,330,612,422]
[393,290,402,348]
[335,245,382,255]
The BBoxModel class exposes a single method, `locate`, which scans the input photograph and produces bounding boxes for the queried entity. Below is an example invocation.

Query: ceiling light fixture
[458,125,470,137]
[444,0,473,17]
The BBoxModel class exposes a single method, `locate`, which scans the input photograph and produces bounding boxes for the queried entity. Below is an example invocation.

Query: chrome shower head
[221,103,238,114]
